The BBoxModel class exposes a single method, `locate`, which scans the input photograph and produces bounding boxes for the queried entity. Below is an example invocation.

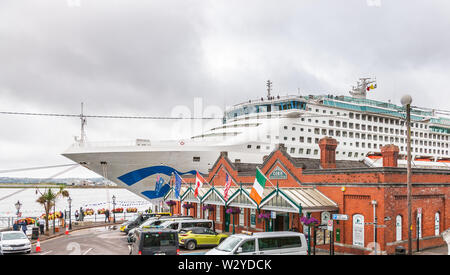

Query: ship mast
[349,77,377,99]
[80,102,87,145]
[266,80,272,99]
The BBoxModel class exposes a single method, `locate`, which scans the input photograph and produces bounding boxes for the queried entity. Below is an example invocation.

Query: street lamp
[371,200,378,255]
[14,200,22,226]
[401,94,413,255]
[15,200,22,216]
[112,195,116,223]
[68,197,72,230]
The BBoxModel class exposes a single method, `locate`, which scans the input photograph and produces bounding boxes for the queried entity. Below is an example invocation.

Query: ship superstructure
[62,79,450,199]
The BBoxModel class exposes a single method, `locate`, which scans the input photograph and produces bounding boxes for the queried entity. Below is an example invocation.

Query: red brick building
[164,137,450,255]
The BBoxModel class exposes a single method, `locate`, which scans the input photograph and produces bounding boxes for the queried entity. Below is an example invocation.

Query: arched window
[396,215,402,241]
[435,212,440,236]
[353,214,365,247]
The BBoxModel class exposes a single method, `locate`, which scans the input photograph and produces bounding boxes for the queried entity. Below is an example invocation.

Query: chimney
[381,144,399,167]
[319,137,338,169]
[220,151,228,158]
[276,143,286,151]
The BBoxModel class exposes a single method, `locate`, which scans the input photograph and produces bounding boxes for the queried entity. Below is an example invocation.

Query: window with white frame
[239,208,244,226]
[216,205,221,222]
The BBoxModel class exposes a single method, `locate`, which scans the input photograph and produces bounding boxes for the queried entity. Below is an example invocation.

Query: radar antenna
[349,77,377,99]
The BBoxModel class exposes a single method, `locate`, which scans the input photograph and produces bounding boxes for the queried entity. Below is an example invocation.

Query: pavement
[27,224,210,255]
[28,221,124,244]
[18,224,448,255]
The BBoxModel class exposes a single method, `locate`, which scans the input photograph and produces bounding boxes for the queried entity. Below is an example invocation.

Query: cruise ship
[62,78,450,200]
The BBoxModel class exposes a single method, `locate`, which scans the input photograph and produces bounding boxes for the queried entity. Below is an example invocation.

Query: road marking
[83,248,93,255]
[39,250,53,255]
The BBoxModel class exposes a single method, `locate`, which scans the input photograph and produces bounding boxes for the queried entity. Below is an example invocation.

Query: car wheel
[186,240,196,250]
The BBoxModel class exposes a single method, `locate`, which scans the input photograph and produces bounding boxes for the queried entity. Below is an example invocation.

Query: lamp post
[401,95,413,255]
[53,199,56,234]
[112,195,116,223]
[14,200,22,225]
[371,200,378,255]
[68,197,72,230]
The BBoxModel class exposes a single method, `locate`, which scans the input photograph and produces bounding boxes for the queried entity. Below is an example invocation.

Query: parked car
[122,213,170,234]
[205,231,307,255]
[129,229,179,255]
[179,227,228,250]
[127,216,193,243]
[154,219,214,232]
[0,231,31,255]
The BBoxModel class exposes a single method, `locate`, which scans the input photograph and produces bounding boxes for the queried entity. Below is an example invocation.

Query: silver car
[0,231,32,255]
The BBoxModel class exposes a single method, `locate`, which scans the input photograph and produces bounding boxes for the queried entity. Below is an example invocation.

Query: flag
[224,173,232,201]
[194,171,205,198]
[249,168,267,205]
[174,172,182,199]
[155,175,164,193]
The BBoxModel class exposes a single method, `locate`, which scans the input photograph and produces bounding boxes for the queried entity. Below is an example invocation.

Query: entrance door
[275,216,284,231]
[224,212,230,232]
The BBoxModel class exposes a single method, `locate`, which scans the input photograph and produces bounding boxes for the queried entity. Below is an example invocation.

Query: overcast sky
[1,0,450,178]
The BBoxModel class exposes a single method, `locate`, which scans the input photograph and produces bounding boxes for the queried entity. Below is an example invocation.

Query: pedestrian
[21,221,27,236]
[105,209,110,223]
[80,207,84,221]
[12,221,19,231]
[60,211,65,227]
[39,217,45,234]
[75,210,79,221]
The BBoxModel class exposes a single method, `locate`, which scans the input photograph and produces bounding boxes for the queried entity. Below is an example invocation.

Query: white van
[205,231,307,255]
[156,219,214,232]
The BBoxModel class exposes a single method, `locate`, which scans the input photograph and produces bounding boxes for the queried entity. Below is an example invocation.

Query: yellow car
[179,227,228,250]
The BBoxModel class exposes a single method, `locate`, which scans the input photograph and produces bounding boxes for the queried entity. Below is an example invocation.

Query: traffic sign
[327,220,333,231]
[332,214,348,221]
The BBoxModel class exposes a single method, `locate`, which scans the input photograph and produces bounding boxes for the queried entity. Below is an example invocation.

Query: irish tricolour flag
[249,168,267,205]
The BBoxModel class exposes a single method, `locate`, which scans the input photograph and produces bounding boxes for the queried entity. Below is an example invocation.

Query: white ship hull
[62,141,267,200]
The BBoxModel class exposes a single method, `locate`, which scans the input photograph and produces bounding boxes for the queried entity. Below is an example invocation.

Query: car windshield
[2,232,27,240]
[216,236,242,252]
[140,219,158,228]
[157,221,172,228]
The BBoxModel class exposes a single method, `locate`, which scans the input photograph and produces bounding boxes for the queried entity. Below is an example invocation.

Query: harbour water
[0,187,157,228]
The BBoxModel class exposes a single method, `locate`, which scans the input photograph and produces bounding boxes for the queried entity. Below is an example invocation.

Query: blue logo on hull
[118,165,196,186]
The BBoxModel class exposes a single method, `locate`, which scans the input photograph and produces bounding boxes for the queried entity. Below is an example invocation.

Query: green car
[179,227,228,250]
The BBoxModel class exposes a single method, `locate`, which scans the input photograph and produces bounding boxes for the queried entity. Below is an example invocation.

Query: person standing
[60,211,65,227]
[12,221,19,231]
[21,221,27,236]
[74,210,79,221]
[39,217,45,234]
[105,209,110,223]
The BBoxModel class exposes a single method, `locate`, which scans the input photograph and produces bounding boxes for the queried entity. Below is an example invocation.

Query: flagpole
[197,170,212,187]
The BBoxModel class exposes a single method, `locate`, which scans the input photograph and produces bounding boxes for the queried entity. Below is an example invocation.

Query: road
[29,225,209,255]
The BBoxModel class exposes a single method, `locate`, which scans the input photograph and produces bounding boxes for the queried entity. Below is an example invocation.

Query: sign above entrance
[271,211,277,219]
[269,166,287,180]
[332,214,348,221]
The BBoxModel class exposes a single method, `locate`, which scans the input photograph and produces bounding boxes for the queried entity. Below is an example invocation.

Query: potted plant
[300,216,319,227]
